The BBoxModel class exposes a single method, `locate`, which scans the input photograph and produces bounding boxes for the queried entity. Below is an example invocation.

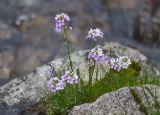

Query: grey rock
[0,42,158,114]
[0,21,20,81]
[0,46,14,79]
[0,0,160,84]
[70,85,160,115]
[134,0,160,44]
[108,9,135,38]
[102,42,147,62]
[18,0,40,7]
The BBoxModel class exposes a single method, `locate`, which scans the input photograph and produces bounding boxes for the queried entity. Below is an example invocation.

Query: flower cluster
[86,28,103,41]
[62,71,78,84]
[88,47,105,63]
[105,56,131,71]
[55,13,70,32]
[47,64,78,93]
[48,77,65,93]
[119,56,131,69]
[107,58,121,71]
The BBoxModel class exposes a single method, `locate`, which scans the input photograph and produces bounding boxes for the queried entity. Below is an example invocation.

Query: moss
[127,61,141,77]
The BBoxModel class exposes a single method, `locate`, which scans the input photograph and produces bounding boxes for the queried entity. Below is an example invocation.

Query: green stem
[99,62,107,74]
[93,41,98,47]
[64,26,73,72]
[84,61,95,94]
[108,42,112,57]
[74,85,77,105]
[88,60,96,86]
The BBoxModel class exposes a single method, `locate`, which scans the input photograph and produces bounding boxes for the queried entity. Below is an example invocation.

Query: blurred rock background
[0,0,160,86]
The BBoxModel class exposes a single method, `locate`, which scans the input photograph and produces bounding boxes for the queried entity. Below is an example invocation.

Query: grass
[130,88,148,115]
[129,86,160,115]
[40,61,160,115]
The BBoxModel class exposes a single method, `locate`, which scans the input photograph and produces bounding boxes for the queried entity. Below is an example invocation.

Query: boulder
[0,21,21,82]
[70,85,160,115]
[133,0,160,44]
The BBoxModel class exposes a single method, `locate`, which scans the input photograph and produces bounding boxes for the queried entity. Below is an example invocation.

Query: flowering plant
[86,28,103,41]
[48,12,132,94]
[45,13,136,115]
[55,13,70,32]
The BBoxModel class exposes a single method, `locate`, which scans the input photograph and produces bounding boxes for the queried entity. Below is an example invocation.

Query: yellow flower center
[122,58,127,63]
[52,80,58,87]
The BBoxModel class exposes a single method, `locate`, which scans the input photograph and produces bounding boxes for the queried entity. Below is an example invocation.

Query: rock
[15,45,52,75]
[102,42,147,62]
[0,49,14,79]
[0,42,155,114]
[13,16,68,76]
[133,0,160,44]
[106,0,160,46]
[0,21,19,40]
[0,21,21,81]
[0,0,160,86]
[18,0,40,7]
[0,15,68,82]
[106,0,153,39]
[107,9,135,38]
[70,85,160,115]
[106,0,138,9]
[106,0,137,38]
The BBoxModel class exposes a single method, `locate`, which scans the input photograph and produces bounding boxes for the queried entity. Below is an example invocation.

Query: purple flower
[50,63,56,68]
[47,68,53,76]
[56,80,66,90]
[110,58,122,71]
[118,56,131,69]
[105,56,131,72]
[88,47,105,63]
[48,77,65,93]
[55,13,70,32]
[86,28,103,41]
[47,63,56,77]
[61,71,78,85]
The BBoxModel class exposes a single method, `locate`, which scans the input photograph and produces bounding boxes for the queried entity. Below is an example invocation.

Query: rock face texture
[0,0,160,84]
[70,85,160,115]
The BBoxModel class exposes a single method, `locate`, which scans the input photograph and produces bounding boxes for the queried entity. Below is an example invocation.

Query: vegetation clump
[41,13,160,115]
